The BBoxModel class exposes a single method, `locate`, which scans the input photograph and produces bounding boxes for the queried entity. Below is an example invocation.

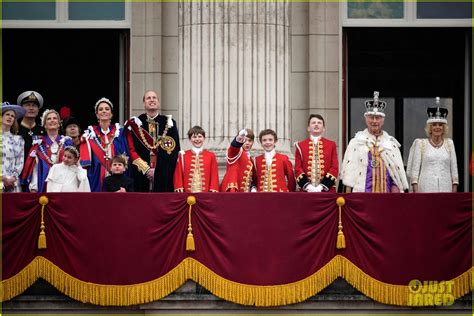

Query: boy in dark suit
[103,155,134,192]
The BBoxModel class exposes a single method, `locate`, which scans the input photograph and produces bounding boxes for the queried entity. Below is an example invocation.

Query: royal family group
[1,90,459,194]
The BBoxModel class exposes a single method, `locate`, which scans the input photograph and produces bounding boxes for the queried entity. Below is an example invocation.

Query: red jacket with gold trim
[294,137,339,191]
[173,149,219,192]
[220,139,255,192]
[254,153,296,192]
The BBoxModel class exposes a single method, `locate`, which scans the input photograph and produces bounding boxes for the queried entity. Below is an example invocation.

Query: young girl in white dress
[46,146,90,192]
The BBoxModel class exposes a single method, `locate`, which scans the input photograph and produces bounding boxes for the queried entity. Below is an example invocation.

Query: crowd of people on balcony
[1,90,461,194]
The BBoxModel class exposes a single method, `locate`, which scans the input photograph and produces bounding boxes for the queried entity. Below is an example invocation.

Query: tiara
[40,109,61,127]
[64,145,80,158]
[94,97,113,112]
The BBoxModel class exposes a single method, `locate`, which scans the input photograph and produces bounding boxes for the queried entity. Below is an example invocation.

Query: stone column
[178,1,290,157]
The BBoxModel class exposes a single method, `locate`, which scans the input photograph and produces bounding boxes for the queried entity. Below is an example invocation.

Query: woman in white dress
[1,102,26,192]
[46,146,90,192]
[407,101,458,192]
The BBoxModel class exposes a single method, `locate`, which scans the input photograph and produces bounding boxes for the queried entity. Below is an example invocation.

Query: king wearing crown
[340,91,409,193]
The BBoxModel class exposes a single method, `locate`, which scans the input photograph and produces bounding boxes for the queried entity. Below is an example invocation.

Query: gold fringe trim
[1,256,187,306]
[339,256,473,306]
[1,256,472,307]
[184,257,339,306]
[0,258,40,302]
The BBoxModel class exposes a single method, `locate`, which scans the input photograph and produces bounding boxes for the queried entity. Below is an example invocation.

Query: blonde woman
[21,109,74,192]
[407,100,458,192]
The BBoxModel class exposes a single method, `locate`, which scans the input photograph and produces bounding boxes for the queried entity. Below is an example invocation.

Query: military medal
[159,136,176,155]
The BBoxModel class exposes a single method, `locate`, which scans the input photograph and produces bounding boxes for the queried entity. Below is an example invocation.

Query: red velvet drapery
[2,193,472,306]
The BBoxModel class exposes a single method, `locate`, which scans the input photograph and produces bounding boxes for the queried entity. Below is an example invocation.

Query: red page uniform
[254,152,296,192]
[294,137,338,191]
[174,149,219,192]
[221,139,255,192]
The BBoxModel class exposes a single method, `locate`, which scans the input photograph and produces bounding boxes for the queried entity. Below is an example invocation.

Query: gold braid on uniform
[132,158,151,175]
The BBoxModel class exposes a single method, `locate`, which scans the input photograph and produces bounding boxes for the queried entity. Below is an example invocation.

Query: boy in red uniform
[254,129,295,192]
[220,128,256,192]
[173,126,219,192]
[294,114,338,192]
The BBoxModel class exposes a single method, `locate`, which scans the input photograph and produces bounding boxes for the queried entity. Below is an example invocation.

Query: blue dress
[80,123,130,192]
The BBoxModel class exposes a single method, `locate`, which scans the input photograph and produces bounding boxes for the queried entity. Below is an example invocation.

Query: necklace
[93,131,117,154]
[138,122,176,154]
[38,140,64,165]
[370,146,379,168]
[429,138,443,148]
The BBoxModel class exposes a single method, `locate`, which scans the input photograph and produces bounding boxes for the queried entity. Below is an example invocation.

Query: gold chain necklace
[138,124,169,151]
[93,133,117,154]
[38,141,64,165]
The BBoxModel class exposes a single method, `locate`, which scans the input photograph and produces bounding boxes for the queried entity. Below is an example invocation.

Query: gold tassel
[186,196,196,252]
[186,231,195,251]
[337,231,345,249]
[336,196,346,249]
[38,196,49,249]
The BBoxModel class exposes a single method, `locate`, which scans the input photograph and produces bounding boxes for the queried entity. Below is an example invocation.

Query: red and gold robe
[294,137,339,191]
[173,149,219,192]
[254,153,296,192]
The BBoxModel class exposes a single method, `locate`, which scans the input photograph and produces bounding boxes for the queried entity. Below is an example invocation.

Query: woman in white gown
[46,146,90,192]
[1,102,25,192]
[407,101,458,192]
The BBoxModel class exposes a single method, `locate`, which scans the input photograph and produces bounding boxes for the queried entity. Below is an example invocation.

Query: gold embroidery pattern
[307,140,325,187]
[189,154,205,193]
[260,158,276,192]
[241,161,253,192]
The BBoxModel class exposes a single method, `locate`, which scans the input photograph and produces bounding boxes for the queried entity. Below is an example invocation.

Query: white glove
[250,186,257,192]
[306,184,323,193]
[306,184,318,192]
[236,129,248,143]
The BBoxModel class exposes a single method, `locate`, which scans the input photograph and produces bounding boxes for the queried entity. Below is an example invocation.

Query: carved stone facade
[131,2,340,164]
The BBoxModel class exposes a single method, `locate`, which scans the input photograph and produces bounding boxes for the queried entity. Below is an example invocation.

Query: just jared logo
[408,279,455,306]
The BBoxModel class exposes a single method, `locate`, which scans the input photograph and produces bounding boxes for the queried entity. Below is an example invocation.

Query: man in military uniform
[125,90,180,192]
[340,91,408,193]
[17,90,45,160]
